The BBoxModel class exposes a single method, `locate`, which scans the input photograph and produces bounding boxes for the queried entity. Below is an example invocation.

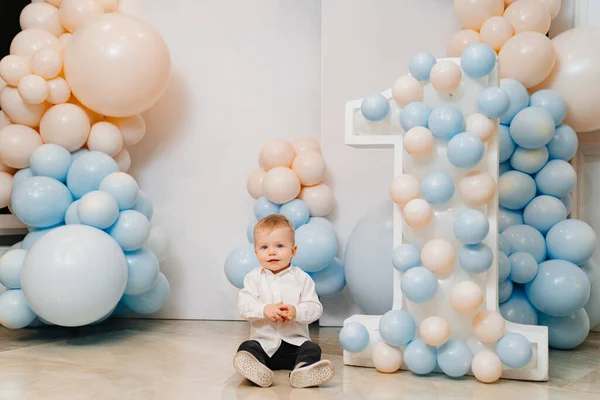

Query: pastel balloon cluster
[0,0,172,209]
[226,138,345,298]
[0,144,170,329]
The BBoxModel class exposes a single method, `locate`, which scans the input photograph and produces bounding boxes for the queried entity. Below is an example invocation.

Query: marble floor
[0,320,599,399]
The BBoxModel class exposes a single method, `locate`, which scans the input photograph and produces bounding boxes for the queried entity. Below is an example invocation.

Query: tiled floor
[0,320,599,399]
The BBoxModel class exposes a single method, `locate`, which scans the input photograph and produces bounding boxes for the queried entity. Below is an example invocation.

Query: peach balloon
[59,0,104,33]
[20,2,65,37]
[18,74,49,105]
[403,199,433,229]
[404,126,435,157]
[389,174,420,207]
[391,75,423,106]
[0,112,10,131]
[454,0,504,31]
[87,121,123,156]
[504,0,551,35]
[421,239,456,276]
[480,16,513,52]
[46,0,64,6]
[58,33,72,50]
[472,351,503,383]
[473,310,506,343]
[113,148,131,172]
[459,171,497,207]
[47,77,71,104]
[31,48,62,79]
[292,150,327,186]
[430,61,462,95]
[371,342,403,374]
[98,0,118,12]
[537,0,561,19]
[293,137,321,154]
[0,77,6,94]
[106,115,146,146]
[262,167,301,205]
[247,168,266,199]
[259,138,296,170]
[0,87,46,128]
[0,124,43,168]
[447,30,482,57]
[40,103,90,151]
[0,55,32,86]
[0,172,13,208]
[10,28,61,59]
[450,281,484,314]
[498,31,555,88]
[420,316,451,346]
[0,159,15,174]
[69,96,102,124]
[63,13,171,117]
[466,113,496,142]
[505,0,518,4]
[299,183,334,217]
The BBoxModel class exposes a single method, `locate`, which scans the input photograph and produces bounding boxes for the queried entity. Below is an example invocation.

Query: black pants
[237,340,321,371]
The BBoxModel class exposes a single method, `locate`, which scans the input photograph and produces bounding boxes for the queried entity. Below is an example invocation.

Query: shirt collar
[261,265,294,276]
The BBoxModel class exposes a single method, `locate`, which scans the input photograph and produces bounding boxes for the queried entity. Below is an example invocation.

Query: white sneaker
[233,351,274,388]
[289,360,335,388]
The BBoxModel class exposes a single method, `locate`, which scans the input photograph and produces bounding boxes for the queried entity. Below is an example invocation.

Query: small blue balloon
[454,209,489,244]
[546,219,596,265]
[308,217,333,229]
[496,333,532,368]
[447,132,484,169]
[280,199,310,229]
[498,206,524,233]
[437,339,473,378]
[224,243,259,289]
[404,339,437,375]
[535,159,576,198]
[499,161,512,175]
[421,171,454,205]
[499,125,516,163]
[392,243,421,272]
[70,148,89,162]
[0,290,37,329]
[498,171,536,210]
[11,176,73,228]
[561,194,573,215]
[293,224,337,272]
[409,52,437,81]
[29,144,72,183]
[509,107,556,149]
[246,220,257,243]
[66,151,120,199]
[78,191,120,229]
[12,168,33,188]
[459,243,493,274]
[361,93,389,122]
[530,89,567,126]
[339,321,370,353]
[65,200,81,225]
[107,210,151,252]
[499,79,530,125]
[123,272,170,315]
[400,102,431,131]
[132,190,153,221]
[0,249,27,289]
[508,252,538,284]
[523,195,567,235]
[510,146,549,174]
[461,43,496,78]
[498,251,511,283]
[22,224,62,250]
[124,248,160,295]
[254,196,280,221]
[428,105,464,140]
[309,258,346,298]
[499,235,513,256]
[502,224,547,263]
[498,280,513,303]
[99,172,140,211]
[401,266,437,303]
[538,309,590,350]
[379,310,416,346]
[477,87,510,118]
[547,124,578,161]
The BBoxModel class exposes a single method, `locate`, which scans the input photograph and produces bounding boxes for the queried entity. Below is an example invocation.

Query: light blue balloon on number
[454,209,489,245]
[293,224,337,273]
[523,195,567,235]
[496,333,532,368]
[280,199,310,229]
[498,280,513,303]
[508,252,538,284]
[437,339,473,378]
[224,243,259,289]
[392,243,421,272]
[12,168,33,188]
[361,93,389,122]
[379,310,416,346]
[0,249,27,289]
[428,105,464,140]
[421,171,454,205]
[530,89,567,126]
[309,258,345,298]
[509,107,555,149]
[99,172,140,210]
[400,102,431,131]
[11,176,73,228]
[499,78,530,125]
[477,87,510,118]
[29,144,72,183]
[459,243,493,274]
[123,272,170,315]
[498,251,511,283]
[401,266,437,303]
[502,224,547,263]
[124,248,160,296]
[132,190,154,221]
[499,235,513,256]
[254,196,280,221]
[460,43,496,78]
[538,309,590,350]
[535,159,576,198]
[65,200,81,225]
[498,125,516,163]
[447,132,484,169]
[547,124,578,161]
[510,146,549,174]
[0,290,37,329]
[498,206,523,233]
[107,210,151,252]
[246,220,257,243]
[66,151,120,199]
[339,321,369,353]
[404,339,437,375]
[498,171,536,210]
[546,219,596,265]
[409,52,437,81]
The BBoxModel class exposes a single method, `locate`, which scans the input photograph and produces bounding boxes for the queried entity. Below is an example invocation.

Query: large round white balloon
[20,225,128,327]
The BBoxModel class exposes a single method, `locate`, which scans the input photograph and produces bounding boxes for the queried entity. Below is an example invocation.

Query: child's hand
[264,302,287,322]
[279,304,297,322]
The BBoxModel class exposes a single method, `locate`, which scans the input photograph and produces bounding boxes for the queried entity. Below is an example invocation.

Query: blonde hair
[254,214,295,243]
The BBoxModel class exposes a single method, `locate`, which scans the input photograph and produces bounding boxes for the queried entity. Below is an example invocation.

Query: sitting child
[233,214,335,388]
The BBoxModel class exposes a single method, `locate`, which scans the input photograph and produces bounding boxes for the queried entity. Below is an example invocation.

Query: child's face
[254,227,297,273]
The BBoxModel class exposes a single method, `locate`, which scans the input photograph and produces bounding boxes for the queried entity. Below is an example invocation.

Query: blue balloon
[498,125,516,162]
[498,251,511,283]
[454,209,489,244]
[508,252,538,284]
[254,196,280,221]
[280,199,310,229]
[535,159,576,198]
[123,272,170,315]
[107,210,151,252]
[561,194,573,215]
[526,259,590,317]
[498,206,524,233]
[498,171,536,210]
[538,309,590,350]
[379,310,416,346]
[496,333,532,368]
[29,144,72,182]
[66,151,120,199]
[437,339,473,378]
[502,224,547,263]
[339,321,370,353]
[499,78,529,125]
[400,102,431,131]
[499,161,512,175]
[0,249,27,289]
[421,171,454,205]
[459,243,493,274]
[70,148,89,162]
[309,258,345,298]
[65,200,81,225]
[22,224,62,250]
[523,195,567,235]
[547,124,578,161]
[509,107,555,149]
[447,133,484,169]
[361,93,389,121]
[99,172,140,210]
[530,89,567,126]
[409,52,437,81]
[0,290,37,329]
[460,43,496,78]
[78,191,120,229]
[477,87,510,118]
[293,224,337,273]
[132,190,154,221]
[224,243,259,289]
[246,220,257,243]
[392,243,421,272]
[510,146,548,174]
[499,235,513,256]
[11,176,73,228]
[404,339,437,375]
[546,219,596,265]
[428,105,464,140]
[401,266,438,303]
[308,217,333,229]
[124,248,160,296]
[498,280,513,303]
[12,168,33,188]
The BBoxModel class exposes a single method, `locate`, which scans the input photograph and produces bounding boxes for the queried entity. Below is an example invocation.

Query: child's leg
[289,341,335,388]
[233,340,274,387]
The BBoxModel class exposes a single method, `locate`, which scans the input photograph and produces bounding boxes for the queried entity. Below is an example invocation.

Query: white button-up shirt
[237,266,323,357]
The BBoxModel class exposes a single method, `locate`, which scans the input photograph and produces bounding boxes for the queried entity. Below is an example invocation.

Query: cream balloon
[389,174,420,207]
[371,342,403,374]
[247,168,266,199]
[472,351,503,383]
[0,87,46,128]
[20,2,65,37]
[505,0,518,4]
[450,281,483,314]
[0,172,13,208]
[69,96,102,124]
[106,115,146,146]
[31,48,62,79]
[45,0,63,6]
[454,0,505,31]
[420,316,450,346]
[63,13,171,117]
[40,103,90,151]
[472,310,506,343]
[97,0,118,12]
[0,111,10,130]
[87,121,123,156]
[58,33,71,50]
[537,0,561,19]
[262,167,301,205]
[404,126,435,157]
[292,150,326,186]
[298,183,334,217]
[504,0,551,35]
[10,28,61,59]
[293,137,321,154]
[459,170,497,207]
[391,75,423,106]
[498,31,555,88]
[421,239,456,276]
[0,77,6,94]
[466,113,496,142]
[0,124,43,168]
[113,148,131,172]
[403,198,433,229]
[18,74,49,105]
[430,61,462,95]
[0,159,15,174]
[447,29,481,57]
[0,55,32,86]
[480,16,513,52]
[59,0,104,33]
[47,77,71,104]
[259,138,296,170]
